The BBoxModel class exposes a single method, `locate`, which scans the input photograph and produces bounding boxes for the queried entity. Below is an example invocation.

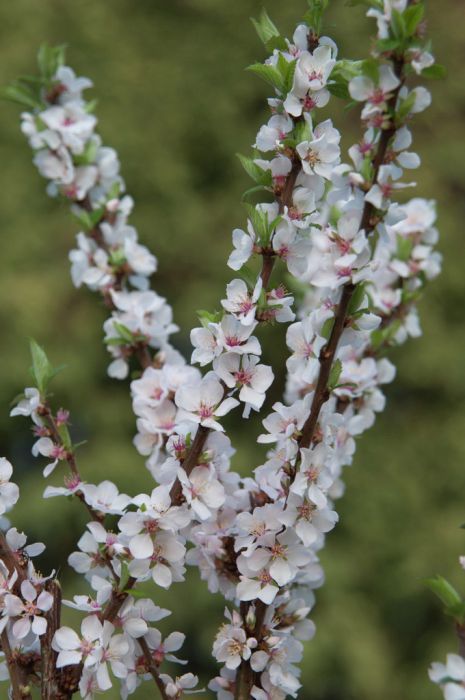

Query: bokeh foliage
[0,1,463,698]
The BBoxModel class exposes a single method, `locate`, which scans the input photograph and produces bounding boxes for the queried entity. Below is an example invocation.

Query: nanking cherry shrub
[0,1,446,698]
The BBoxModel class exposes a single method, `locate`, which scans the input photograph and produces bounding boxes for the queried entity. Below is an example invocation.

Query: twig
[138,637,169,700]
[41,579,62,700]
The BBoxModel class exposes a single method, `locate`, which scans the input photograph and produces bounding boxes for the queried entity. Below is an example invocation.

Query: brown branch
[299,282,355,449]
[169,424,210,504]
[1,630,32,700]
[138,637,169,700]
[456,622,465,658]
[298,60,405,453]
[41,579,62,700]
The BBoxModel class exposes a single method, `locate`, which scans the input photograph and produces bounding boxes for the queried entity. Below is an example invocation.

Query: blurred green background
[0,0,463,698]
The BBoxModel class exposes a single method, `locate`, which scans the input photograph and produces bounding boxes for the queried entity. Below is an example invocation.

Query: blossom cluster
[21,58,176,381]
[204,6,442,698]
[2,1,443,699]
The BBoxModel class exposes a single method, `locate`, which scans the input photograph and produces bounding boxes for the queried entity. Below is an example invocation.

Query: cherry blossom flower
[349,64,400,119]
[228,224,256,271]
[177,466,225,521]
[3,580,53,638]
[221,278,262,326]
[296,119,340,179]
[160,672,201,698]
[213,354,273,415]
[213,611,257,669]
[0,458,19,515]
[81,481,131,516]
[255,114,294,152]
[175,374,239,431]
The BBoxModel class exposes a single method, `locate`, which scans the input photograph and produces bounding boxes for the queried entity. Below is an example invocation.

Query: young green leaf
[304,0,330,34]
[328,359,343,390]
[396,234,414,262]
[361,58,379,84]
[421,64,446,80]
[396,91,417,123]
[426,575,465,622]
[250,9,283,49]
[119,561,131,592]
[29,339,58,395]
[37,43,67,81]
[197,309,222,327]
[247,63,285,93]
[348,283,367,316]
[0,83,41,110]
[403,4,424,36]
[390,9,407,40]
[236,154,272,186]
[113,322,135,343]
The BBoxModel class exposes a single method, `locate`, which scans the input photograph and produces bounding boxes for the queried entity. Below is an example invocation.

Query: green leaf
[293,119,312,144]
[197,309,222,327]
[246,63,284,92]
[29,339,57,395]
[265,35,288,52]
[72,440,88,451]
[328,359,343,390]
[113,322,135,343]
[105,337,129,347]
[396,234,414,261]
[345,0,382,6]
[251,9,280,46]
[426,575,465,621]
[84,98,98,113]
[348,283,367,316]
[236,154,272,186]
[74,139,99,166]
[126,587,148,598]
[396,91,417,122]
[0,83,41,109]
[244,203,281,246]
[241,185,271,201]
[390,9,406,40]
[376,38,403,53]
[333,59,363,81]
[109,248,127,267]
[421,64,446,80]
[304,0,330,33]
[277,54,297,93]
[370,319,402,351]
[73,206,105,232]
[58,424,72,450]
[403,4,424,36]
[327,80,350,99]
[37,43,67,81]
[321,316,334,340]
[360,155,374,183]
[107,181,121,201]
[361,58,379,84]
[119,561,131,591]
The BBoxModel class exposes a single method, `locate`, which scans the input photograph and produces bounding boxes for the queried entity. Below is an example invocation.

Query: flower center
[369,88,386,105]
[234,369,253,386]
[225,335,242,348]
[305,150,320,167]
[199,403,214,419]
[271,543,286,559]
